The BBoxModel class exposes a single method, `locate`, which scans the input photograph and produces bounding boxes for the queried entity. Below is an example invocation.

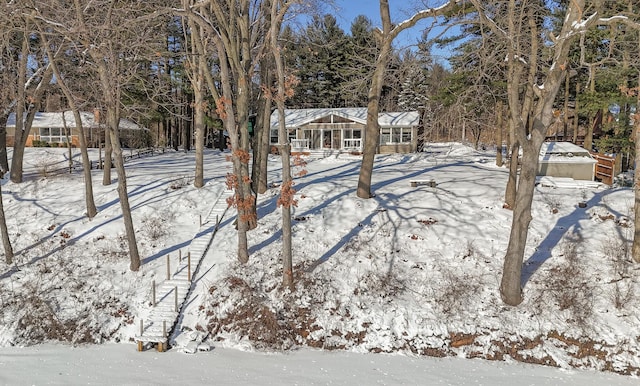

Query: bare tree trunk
[71,109,98,218]
[563,72,570,139]
[496,100,503,167]
[573,82,580,143]
[11,34,53,183]
[356,0,458,198]
[9,34,28,184]
[190,26,206,189]
[633,116,640,263]
[41,31,97,218]
[0,183,13,264]
[0,112,9,174]
[504,141,519,208]
[357,4,392,199]
[252,64,273,195]
[469,0,589,305]
[102,128,112,185]
[107,109,141,271]
[268,0,295,290]
[500,138,541,304]
[632,40,640,263]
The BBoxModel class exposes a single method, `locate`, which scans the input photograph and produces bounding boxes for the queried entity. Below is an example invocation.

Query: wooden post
[174,286,178,312]
[137,341,143,351]
[152,280,156,306]
[166,254,170,280]
[199,214,202,227]
[188,252,191,281]
[179,249,182,262]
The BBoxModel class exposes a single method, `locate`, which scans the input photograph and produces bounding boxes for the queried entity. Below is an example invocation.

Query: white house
[6,111,147,148]
[270,107,420,154]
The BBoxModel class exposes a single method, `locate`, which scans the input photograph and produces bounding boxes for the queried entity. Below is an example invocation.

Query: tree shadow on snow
[520,189,622,288]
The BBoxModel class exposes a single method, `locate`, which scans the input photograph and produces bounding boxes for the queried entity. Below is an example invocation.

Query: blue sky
[330,0,455,64]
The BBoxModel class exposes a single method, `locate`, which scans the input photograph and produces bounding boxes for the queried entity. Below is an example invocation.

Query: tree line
[0,0,639,306]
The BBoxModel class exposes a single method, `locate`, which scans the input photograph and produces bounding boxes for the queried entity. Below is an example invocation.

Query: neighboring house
[537,141,597,181]
[270,107,420,154]
[6,111,148,148]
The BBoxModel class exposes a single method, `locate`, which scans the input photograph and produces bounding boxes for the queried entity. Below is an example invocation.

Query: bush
[32,140,51,147]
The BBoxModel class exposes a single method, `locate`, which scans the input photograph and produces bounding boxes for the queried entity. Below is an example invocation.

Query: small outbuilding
[537,141,597,181]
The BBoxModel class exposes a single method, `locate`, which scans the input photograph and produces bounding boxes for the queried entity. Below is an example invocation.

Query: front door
[332,130,341,149]
[323,130,341,149]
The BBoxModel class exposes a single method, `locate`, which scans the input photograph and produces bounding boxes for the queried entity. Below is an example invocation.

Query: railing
[343,138,362,150]
[590,152,618,185]
[291,139,310,151]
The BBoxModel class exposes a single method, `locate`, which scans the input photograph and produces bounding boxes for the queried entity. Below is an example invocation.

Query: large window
[270,128,296,144]
[380,127,411,144]
[39,128,68,143]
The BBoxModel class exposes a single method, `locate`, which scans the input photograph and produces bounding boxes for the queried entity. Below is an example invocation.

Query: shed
[537,142,597,181]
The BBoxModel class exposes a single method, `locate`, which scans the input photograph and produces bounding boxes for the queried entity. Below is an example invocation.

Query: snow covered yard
[1,143,639,381]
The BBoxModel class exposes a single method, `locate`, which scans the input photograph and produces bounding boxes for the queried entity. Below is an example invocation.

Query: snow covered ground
[1,143,639,384]
[0,343,637,385]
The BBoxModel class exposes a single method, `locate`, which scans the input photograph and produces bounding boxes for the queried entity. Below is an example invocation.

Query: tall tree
[289,14,349,108]
[38,30,98,219]
[356,0,463,199]
[341,15,378,108]
[9,15,54,184]
[0,179,12,264]
[0,11,19,174]
[470,0,640,305]
[268,0,299,289]
[183,20,208,189]
[28,0,171,270]
[181,0,267,263]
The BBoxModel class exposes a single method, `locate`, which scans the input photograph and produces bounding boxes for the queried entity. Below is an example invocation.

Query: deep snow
[0,143,639,384]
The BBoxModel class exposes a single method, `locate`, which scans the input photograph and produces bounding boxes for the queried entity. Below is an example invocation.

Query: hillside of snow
[0,143,639,381]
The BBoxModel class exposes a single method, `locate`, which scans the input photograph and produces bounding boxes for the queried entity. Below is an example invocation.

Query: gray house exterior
[270,108,420,154]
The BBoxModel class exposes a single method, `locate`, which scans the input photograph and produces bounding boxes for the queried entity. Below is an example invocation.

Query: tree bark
[0,183,13,264]
[573,82,580,143]
[190,25,206,189]
[110,122,141,271]
[357,3,393,199]
[470,0,589,305]
[632,35,640,264]
[102,128,112,185]
[268,0,295,290]
[0,116,8,174]
[11,33,53,183]
[495,100,503,167]
[41,31,97,218]
[356,0,460,198]
[500,138,541,304]
[252,63,273,195]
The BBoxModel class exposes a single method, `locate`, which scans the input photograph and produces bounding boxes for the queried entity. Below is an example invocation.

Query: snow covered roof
[6,111,146,131]
[270,108,419,129]
[539,142,596,163]
[540,141,590,156]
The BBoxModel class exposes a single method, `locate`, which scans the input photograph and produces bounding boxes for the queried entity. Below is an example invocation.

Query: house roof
[539,141,596,163]
[270,108,420,129]
[6,111,145,131]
